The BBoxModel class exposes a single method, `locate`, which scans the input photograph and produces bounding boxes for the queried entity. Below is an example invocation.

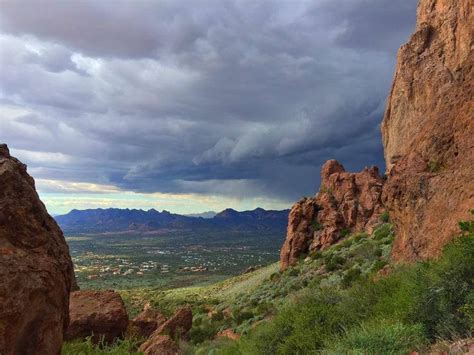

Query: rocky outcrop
[66,290,129,344]
[280,198,319,270]
[129,303,166,338]
[381,0,474,261]
[139,307,192,355]
[139,334,180,355]
[155,307,192,339]
[0,144,76,354]
[217,328,240,341]
[280,160,385,270]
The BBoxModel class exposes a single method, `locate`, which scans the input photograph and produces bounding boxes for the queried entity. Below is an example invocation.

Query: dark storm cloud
[0,0,417,204]
[310,0,417,52]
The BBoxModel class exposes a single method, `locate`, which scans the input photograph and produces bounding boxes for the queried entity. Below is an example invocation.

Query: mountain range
[55,207,290,234]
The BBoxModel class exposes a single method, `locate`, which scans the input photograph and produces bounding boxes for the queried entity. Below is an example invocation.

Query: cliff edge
[382,0,474,261]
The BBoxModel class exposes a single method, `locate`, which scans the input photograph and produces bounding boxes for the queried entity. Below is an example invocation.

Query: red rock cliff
[381,0,474,261]
[0,144,77,354]
[280,160,385,270]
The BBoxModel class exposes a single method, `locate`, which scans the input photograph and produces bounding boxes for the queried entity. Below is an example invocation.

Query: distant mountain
[55,207,290,234]
[214,208,289,225]
[185,211,217,219]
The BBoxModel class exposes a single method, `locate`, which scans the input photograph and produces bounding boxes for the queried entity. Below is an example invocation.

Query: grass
[322,320,427,354]
[62,337,142,355]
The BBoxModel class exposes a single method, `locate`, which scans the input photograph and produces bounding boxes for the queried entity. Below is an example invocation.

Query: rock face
[139,307,192,355]
[129,304,166,338]
[280,160,385,270]
[155,307,192,339]
[140,335,180,355]
[381,0,474,261]
[66,290,129,344]
[0,144,76,354]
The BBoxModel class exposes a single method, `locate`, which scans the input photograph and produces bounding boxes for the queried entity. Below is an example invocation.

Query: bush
[62,337,142,355]
[409,234,474,340]
[269,272,281,282]
[341,267,362,288]
[309,251,322,260]
[311,220,323,231]
[324,254,345,271]
[373,223,393,241]
[232,308,255,323]
[287,268,299,277]
[189,319,220,344]
[323,320,427,354]
[380,211,390,223]
[370,259,387,273]
[340,228,350,238]
[352,233,367,243]
[459,211,474,234]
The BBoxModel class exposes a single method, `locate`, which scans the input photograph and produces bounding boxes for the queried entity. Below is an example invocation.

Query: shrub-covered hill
[63,217,474,354]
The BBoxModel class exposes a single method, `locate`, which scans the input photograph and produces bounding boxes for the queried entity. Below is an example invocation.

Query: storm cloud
[0,0,417,211]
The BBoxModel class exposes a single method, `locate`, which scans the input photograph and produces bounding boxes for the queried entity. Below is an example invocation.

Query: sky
[0,0,417,215]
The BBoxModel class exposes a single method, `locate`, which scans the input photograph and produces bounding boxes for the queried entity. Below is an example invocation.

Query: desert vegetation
[62,218,473,354]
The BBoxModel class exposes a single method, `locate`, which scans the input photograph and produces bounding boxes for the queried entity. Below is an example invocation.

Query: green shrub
[232,308,255,323]
[370,259,387,273]
[311,220,323,231]
[352,233,367,243]
[324,254,345,272]
[340,228,350,238]
[323,320,427,354]
[427,160,442,172]
[310,251,322,260]
[287,268,299,277]
[373,223,393,241]
[409,234,474,340]
[237,288,349,355]
[349,242,378,260]
[341,267,362,288]
[269,272,281,282]
[62,337,142,355]
[380,211,390,223]
[459,211,474,234]
[340,238,354,248]
[190,318,220,344]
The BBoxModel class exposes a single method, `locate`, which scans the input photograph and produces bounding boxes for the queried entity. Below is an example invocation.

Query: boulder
[155,307,192,339]
[139,307,192,354]
[381,0,474,261]
[66,290,129,344]
[280,160,385,270]
[139,334,180,355]
[129,304,166,338]
[0,144,76,354]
